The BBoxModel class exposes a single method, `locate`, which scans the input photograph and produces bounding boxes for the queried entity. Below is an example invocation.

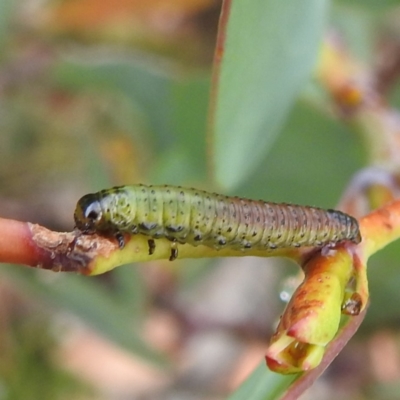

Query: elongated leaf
[210,0,329,190]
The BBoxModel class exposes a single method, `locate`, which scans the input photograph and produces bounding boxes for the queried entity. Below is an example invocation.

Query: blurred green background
[1,1,400,399]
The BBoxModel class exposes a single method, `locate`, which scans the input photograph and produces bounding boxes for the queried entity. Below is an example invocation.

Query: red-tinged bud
[266,248,359,374]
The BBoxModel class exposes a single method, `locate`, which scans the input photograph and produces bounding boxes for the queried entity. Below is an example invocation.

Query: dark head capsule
[74,193,104,233]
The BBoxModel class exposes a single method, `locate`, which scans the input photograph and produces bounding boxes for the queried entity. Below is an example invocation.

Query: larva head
[74,193,106,233]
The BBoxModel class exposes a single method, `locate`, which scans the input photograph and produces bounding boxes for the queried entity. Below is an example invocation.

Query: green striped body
[74,184,361,251]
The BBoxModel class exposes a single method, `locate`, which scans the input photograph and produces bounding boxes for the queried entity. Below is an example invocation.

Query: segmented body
[74,184,361,254]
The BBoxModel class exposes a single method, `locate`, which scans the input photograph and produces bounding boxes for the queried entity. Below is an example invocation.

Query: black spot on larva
[227,227,232,233]
[166,225,184,233]
[218,239,226,246]
[194,235,202,241]
[139,222,158,231]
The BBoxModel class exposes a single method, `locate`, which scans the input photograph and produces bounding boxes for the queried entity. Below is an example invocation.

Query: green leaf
[228,361,297,400]
[238,100,362,207]
[210,0,329,190]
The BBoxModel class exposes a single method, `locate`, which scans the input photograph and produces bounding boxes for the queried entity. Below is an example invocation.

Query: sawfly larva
[74,184,361,261]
